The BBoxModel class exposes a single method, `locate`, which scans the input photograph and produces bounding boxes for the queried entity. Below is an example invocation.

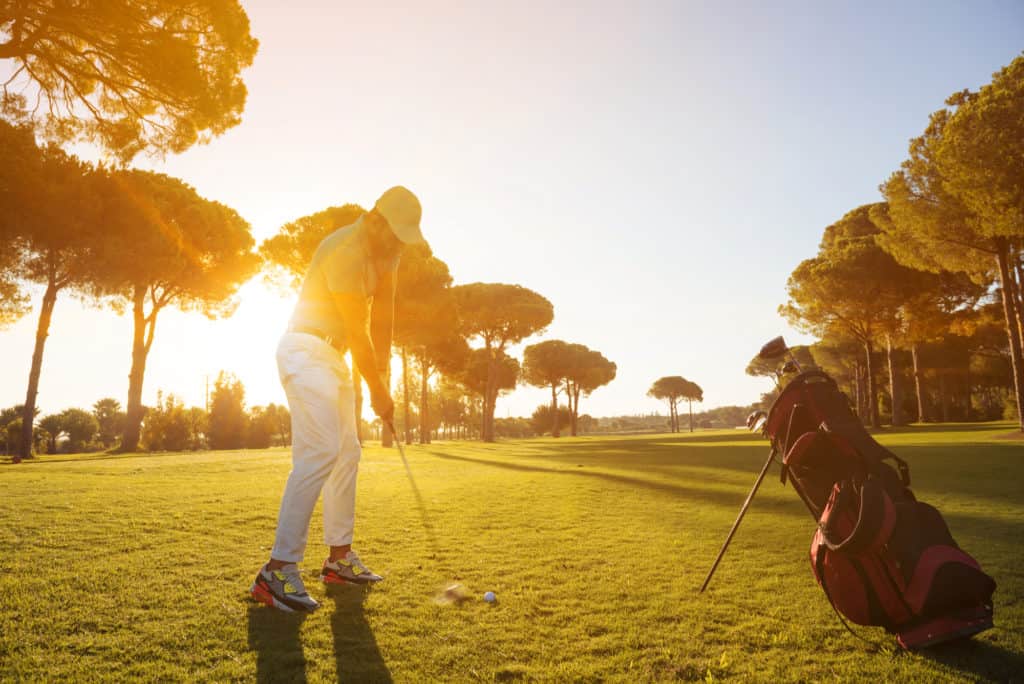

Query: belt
[288,324,346,352]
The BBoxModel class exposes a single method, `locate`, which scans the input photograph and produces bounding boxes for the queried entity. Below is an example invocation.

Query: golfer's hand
[371,391,395,424]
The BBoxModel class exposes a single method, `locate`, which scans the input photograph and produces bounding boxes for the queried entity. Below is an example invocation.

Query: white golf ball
[483,591,496,603]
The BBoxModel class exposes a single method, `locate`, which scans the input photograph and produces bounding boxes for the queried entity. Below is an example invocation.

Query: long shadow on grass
[326,583,392,683]
[247,606,308,683]
[423,449,804,517]
[450,438,777,478]
[916,636,1024,682]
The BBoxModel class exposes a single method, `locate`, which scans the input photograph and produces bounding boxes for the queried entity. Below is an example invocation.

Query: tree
[781,204,924,428]
[141,392,189,451]
[393,244,467,445]
[529,404,571,436]
[185,406,208,450]
[97,170,259,451]
[53,408,96,452]
[680,379,704,432]
[246,405,275,449]
[37,412,62,453]
[0,122,34,328]
[0,120,108,461]
[207,372,246,450]
[455,347,519,439]
[879,58,1024,430]
[648,376,694,433]
[92,397,125,449]
[453,283,553,441]
[932,56,1024,429]
[263,403,290,447]
[564,345,616,436]
[522,340,573,437]
[0,0,258,162]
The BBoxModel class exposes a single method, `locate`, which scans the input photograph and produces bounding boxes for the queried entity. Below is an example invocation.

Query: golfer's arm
[334,293,387,397]
[369,269,395,374]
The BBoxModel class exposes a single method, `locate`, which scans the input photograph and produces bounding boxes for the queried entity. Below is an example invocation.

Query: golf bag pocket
[810,528,912,630]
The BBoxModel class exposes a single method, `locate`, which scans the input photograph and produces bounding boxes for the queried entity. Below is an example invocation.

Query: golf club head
[758,336,789,360]
[782,360,799,375]
[746,410,767,431]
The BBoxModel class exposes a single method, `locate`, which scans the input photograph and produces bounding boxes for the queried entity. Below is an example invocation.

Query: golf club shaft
[699,447,777,592]
[386,419,406,459]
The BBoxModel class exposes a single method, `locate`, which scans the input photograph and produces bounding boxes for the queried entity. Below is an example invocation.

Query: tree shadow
[326,583,392,683]
[247,604,308,684]
[916,635,1024,682]
[422,449,806,518]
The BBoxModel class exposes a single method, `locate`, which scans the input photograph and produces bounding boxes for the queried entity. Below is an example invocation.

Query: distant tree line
[779,55,1024,431]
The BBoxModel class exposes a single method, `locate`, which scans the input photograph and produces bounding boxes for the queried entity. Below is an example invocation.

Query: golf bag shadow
[765,370,996,650]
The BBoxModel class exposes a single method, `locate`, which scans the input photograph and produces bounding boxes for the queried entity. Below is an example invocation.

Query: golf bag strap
[884,453,911,487]
[819,419,912,487]
[818,478,890,554]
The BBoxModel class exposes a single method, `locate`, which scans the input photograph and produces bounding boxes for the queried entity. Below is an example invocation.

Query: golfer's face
[367,212,402,259]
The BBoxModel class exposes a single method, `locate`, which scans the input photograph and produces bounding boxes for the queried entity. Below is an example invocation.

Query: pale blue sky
[1,1,1022,420]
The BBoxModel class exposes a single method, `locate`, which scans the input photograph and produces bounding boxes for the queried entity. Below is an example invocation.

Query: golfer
[250,186,424,612]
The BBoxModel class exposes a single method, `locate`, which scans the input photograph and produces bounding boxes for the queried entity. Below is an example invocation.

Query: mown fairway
[1,425,1021,682]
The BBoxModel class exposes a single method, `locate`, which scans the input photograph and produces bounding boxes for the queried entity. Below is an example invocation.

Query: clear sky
[1,1,1022,421]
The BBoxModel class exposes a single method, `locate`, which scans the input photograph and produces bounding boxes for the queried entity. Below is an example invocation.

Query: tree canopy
[648,376,701,433]
[97,169,259,450]
[259,204,366,290]
[523,339,573,437]
[0,0,259,161]
[453,282,553,441]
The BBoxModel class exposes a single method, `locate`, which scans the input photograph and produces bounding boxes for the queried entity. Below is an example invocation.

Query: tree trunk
[852,358,863,420]
[18,276,60,462]
[688,399,694,432]
[865,340,880,429]
[911,342,926,423]
[550,384,559,438]
[964,356,972,421]
[939,372,950,423]
[419,355,430,445]
[995,240,1024,430]
[352,364,363,444]
[886,334,903,426]
[401,348,412,444]
[571,386,580,436]
[482,350,497,442]
[1010,246,1024,347]
[671,399,678,433]
[121,286,157,452]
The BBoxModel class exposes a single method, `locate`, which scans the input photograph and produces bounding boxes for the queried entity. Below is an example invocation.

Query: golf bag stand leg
[700,447,777,592]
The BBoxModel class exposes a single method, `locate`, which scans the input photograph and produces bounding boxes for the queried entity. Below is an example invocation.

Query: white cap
[374,186,424,244]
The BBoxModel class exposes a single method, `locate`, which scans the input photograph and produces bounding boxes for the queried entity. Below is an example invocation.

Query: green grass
[1,424,1021,682]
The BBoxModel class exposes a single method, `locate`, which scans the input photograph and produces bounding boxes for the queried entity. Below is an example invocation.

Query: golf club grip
[699,448,776,592]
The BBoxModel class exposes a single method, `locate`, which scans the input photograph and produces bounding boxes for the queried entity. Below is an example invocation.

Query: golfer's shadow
[247,605,309,684]
[326,583,392,683]
[246,584,390,683]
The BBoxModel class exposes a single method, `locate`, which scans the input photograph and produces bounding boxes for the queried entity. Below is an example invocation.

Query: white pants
[271,332,361,562]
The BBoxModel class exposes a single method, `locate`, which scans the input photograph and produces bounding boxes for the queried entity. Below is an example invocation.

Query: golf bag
[765,370,996,649]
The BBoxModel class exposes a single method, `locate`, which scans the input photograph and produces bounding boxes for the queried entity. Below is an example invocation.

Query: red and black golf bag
[765,369,996,649]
